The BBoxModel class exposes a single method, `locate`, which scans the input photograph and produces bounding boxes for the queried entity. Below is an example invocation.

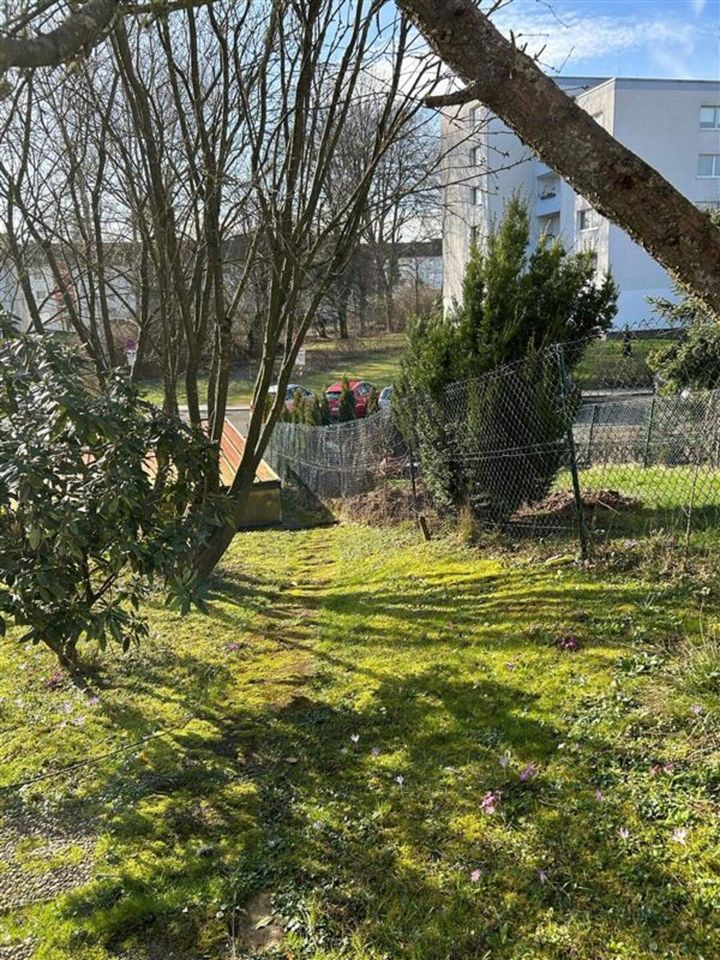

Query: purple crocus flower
[538,869,548,884]
[481,790,500,815]
[470,868,481,883]
[519,763,539,782]
[557,634,580,651]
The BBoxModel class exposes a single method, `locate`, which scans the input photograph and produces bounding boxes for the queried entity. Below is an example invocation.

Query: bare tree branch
[0,0,211,75]
[425,83,480,108]
[0,0,119,73]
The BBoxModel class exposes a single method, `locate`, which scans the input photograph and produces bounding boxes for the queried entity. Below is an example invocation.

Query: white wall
[442,77,720,328]
[608,80,720,327]
[397,256,443,290]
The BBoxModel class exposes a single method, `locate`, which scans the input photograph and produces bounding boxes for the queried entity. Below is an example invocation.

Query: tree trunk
[398,0,720,317]
[210,314,233,444]
[184,352,202,428]
[194,458,256,578]
[383,284,393,334]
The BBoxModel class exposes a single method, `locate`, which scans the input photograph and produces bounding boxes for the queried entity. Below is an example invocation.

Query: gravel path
[0,811,97,959]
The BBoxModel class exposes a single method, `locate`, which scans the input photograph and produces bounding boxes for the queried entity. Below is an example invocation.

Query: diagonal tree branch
[0,0,119,73]
[0,0,209,75]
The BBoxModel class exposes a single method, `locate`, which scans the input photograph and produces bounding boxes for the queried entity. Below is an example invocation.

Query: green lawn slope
[1,524,719,958]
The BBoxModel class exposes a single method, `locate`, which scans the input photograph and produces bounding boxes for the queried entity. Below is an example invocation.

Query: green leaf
[27,527,43,550]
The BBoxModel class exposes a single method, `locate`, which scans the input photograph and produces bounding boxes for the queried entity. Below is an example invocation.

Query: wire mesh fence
[265,328,720,552]
[266,408,411,500]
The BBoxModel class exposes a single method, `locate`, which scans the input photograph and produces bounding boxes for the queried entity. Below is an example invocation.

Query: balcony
[535,164,561,216]
[535,189,561,217]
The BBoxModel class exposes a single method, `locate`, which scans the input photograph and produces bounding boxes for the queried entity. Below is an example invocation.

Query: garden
[2,2,720,958]
[2,524,720,958]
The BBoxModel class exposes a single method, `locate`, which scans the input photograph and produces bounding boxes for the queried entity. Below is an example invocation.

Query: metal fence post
[643,395,656,469]
[557,345,590,560]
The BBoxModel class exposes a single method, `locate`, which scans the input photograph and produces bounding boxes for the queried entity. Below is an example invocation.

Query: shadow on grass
[0,549,708,958]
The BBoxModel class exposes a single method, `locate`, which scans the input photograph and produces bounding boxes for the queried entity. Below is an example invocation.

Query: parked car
[324,379,376,418]
[268,383,312,413]
[378,384,394,410]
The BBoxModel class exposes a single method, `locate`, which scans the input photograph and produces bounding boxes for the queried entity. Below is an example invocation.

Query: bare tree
[326,95,442,333]
[193,1,443,574]
[0,50,159,378]
[4,0,720,316]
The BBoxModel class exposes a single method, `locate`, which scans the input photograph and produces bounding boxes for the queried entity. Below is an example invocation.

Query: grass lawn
[139,335,405,408]
[577,463,720,510]
[553,463,720,540]
[575,337,672,390]
[2,523,720,958]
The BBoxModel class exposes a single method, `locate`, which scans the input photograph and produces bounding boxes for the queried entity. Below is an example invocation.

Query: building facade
[442,77,720,329]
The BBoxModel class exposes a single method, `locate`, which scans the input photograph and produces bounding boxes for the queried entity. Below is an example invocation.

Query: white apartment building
[442,77,720,329]
[0,243,140,334]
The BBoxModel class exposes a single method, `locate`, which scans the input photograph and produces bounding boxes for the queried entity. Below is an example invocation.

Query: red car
[325,380,375,419]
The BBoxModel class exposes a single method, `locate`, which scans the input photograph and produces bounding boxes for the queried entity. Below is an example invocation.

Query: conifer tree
[338,376,357,422]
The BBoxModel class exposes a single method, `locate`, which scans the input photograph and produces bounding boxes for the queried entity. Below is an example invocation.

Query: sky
[491,0,720,80]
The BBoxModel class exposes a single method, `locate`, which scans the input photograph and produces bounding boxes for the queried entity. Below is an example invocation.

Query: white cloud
[491,2,700,74]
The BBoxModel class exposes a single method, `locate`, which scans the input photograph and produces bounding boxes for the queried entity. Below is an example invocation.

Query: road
[179,405,250,436]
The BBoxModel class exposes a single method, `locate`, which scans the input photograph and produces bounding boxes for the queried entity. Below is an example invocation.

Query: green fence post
[558,346,590,560]
[643,395,656,469]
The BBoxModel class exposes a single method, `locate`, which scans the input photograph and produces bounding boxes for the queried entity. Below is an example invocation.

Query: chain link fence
[265,409,417,524]
[265,328,720,551]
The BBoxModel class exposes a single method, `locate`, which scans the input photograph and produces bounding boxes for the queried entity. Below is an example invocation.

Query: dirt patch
[338,484,430,526]
[516,488,640,519]
[234,890,284,953]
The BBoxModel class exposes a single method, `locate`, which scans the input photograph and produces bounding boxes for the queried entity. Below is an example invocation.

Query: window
[470,146,483,166]
[698,154,720,178]
[578,207,600,231]
[468,107,480,128]
[470,225,479,247]
[541,216,560,238]
[472,186,482,206]
[700,106,720,129]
